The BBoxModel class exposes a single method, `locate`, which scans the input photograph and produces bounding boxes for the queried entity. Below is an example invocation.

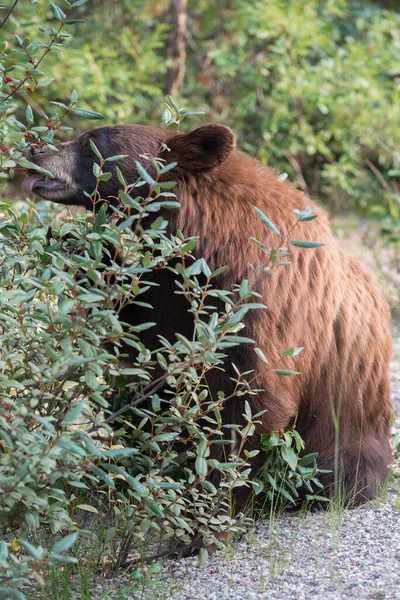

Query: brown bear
[22,123,393,505]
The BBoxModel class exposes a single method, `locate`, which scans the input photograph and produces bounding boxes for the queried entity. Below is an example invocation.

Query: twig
[0,0,20,30]
[378,140,400,161]
[364,158,392,193]
[0,8,70,105]
[283,149,308,192]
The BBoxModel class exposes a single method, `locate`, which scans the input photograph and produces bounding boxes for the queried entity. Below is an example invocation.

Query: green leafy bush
[0,160,327,598]
[254,426,327,511]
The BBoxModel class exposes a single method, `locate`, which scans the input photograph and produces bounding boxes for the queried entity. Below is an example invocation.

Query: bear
[22,123,393,506]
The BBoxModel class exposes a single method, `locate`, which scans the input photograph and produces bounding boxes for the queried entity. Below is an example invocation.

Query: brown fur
[26,123,393,505]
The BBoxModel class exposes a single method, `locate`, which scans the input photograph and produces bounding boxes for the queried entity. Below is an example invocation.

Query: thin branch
[0,0,20,30]
[164,0,188,96]
[283,149,308,192]
[378,140,400,161]
[0,9,70,105]
[364,158,393,193]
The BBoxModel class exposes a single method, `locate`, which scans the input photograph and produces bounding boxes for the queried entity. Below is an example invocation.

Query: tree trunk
[164,0,187,97]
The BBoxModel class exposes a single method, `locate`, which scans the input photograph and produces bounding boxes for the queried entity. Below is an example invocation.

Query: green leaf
[76,504,99,514]
[89,465,115,488]
[260,432,280,452]
[293,206,318,222]
[195,456,208,478]
[18,158,54,179]
[98,172,112,181]
[298,452,319,466]
[254,206,281,236]
[153,432,178,442]
[271,369,301,376]
[49,554,78,564]
[71,107,104,120]
[0,541,8,560]
[254,347,268,364]
[148,562,163,575]
[251,478,264,495]
[19,539,44,560]
[77,292,105,303]
[288,240,325,248]
[306,494,330,503]
[50,2,66,20]
[281,347,304,357]
[105,154,129,162]
[25,105,34,124]
[89,138,102,160]
[52,532,78,554]
[121,473,147,495]
[93,203,107,233]
[104,448,139,459]
[145,498,164,517]
[280,446,298,471]
[135,160,155,185]
[0,589,25,600]
[62,401,84,425]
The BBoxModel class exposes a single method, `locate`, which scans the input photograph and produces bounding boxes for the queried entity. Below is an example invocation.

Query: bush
[0,150,326,598]
[0,3,325,597]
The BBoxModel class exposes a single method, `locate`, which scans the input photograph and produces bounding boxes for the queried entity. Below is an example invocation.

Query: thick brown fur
[26,123,393,505]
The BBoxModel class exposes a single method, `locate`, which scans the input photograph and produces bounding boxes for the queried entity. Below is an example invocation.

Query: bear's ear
[166,124,236,173]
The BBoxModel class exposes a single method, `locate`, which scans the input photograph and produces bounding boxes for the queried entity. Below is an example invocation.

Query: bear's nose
[29,146,44,157]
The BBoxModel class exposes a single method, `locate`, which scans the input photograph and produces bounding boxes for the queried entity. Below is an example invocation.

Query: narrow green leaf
[61,401,84,426]
[298,452,319,466]
[0,541,8,560]
[25,105,34,124]
[19,539,44,560]
[195,456,208,478]
[271,369,301,376]
[288,239,325,248]
[280,446,298,471]
[145,498,164,517]
[18,158,54,179]
[254,206,281,236]
[281,347,304,357]
[76,504,99,514]
[50,2,66,20]
[135,160,155,185]
[254,347,268,364]
[89,138,102,160]
[52,532,78,554]
[104,448,139,459]
[148,562,162,575]
[71,107,104,120]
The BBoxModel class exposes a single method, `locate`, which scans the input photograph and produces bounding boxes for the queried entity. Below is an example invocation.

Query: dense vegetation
[2,0,400,218]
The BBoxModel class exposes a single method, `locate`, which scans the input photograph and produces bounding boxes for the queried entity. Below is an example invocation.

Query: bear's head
[22,124,236,207]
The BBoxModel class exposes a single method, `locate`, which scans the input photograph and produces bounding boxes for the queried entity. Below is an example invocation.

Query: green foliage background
[4,0,400,216]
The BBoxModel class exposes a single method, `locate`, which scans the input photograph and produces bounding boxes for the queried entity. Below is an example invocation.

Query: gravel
[148,497,400,600]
